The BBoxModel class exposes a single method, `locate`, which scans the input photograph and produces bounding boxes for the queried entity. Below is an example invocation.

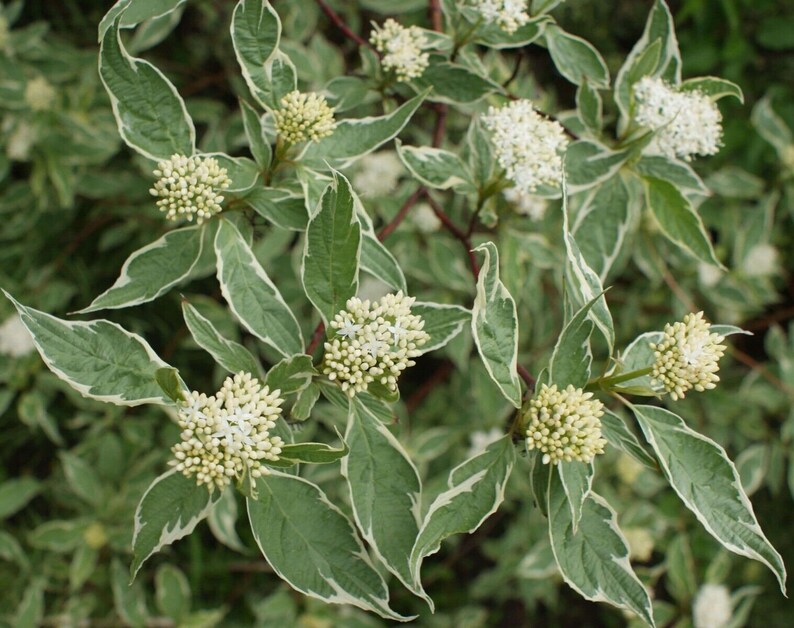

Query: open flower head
[274,90,336,145]
[633,76,723,161]
[171,372,285,489]
[693,583,732,628]
[370,19,429,82]
[323,291,429,397]
[525,384,606,465]
[473,0,530,34]
[650,311,726,400]
[150,154,231,224]
[483,100,569,194]
[352,151,403,197]
[25,76,57,111]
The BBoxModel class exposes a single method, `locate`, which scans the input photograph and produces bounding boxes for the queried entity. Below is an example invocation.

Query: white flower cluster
[503,188,548,221]
[483,100,569,194]
[150,154,231,224]
[370,19,429,82]
[692,583,732,628]
[742,243,778,276]
[171,372,285,489]
[525,384,606,465]
[274,90,336,145]
[473,0,530,34]
[0,313,35,358]
[651,311,726,401]
[352,151,403,197]
[323,292,430,397]
[24,76,56,111]
[633,76,723,161]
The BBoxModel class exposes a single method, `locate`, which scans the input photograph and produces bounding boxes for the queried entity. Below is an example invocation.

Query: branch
[429,0,443,32]
[424,194,480,280]
[315,0,373,51]
[377,187,424,241]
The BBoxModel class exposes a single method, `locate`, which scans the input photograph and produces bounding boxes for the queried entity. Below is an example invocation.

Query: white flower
[633,77,723,161]
[483,100,569,194]
[623,527,654,562]
[473,0,530,34]
[150,154,231,224]
[650,311,726,400]
[370,19,429,82]
[0,313,35,358]
[24,76,56,111]
[525,384,606,465]
[323,291,430,397]
[503,188,548,221]
[742,243,778,276]
[274,90,336,145]
[352,151,403,197]
[6,122,35,161]
[693,583,732,628]
[467,427,503,458]
[411,202,441,232]
[171,372,285,489]
[698,263,722,288]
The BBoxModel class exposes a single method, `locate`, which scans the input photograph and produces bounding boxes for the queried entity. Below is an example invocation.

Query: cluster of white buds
[525,383,606,465]
[483,100,569,194]
[24,76,57,111]
[503,188,548,221]
[473,0,530,34]
[0,313,35,358]
[171,372,285,489]
[370,19,429,82]
[150,154,231,224]
[650,311,726,401]
[692,583,733,628]
[274,90,336,145]
[633,76,723,161]
[323,292,430,397]
[352,151,403,197]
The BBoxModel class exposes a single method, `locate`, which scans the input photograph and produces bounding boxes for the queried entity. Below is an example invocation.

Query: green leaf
[412,302,470,355]
[410,436,515,603]
[14,579,45,628]
[279,440,348,464]
[751,97,792,154]
[558,461,594,534]
[633,155,708,195]
[60,452,104,506]
[473,15,550,49]
[28,520,87,552]
[207,487,247,553]
[301,171,361,326]
[264,354,315,395]
[291,382,321,421]
[360,232,407,293]
[412,56,500,104]
[205,153,260,193]
[548,474,655,626]
[154,367,185,404]
[600,410,656,468]
[632,405,787,593]
[99,20,194,160]
[240,99,272,169]
[464,118,495,186]
[5,292,172,406]
[644,177,722,267]
[131,469,221,580]
[215,219,304,357]
[396,142,474,191]
[343,399,427,604]
[112,558,149,626]
[230,0,282,110]
[564,140,630,194]
[0,477,41,519]
[182,300,260,375]
[155,564,191,621]
[665,535,697,603]
[577,81,603,135]
[548,296,597,389]
[244,187,308,231]
[545,24,610,88]
[471,242,522,408]
[680,76,743,103]
[70,545,99,591]
[246,472,411,621]
[117,0,185,29]
[300,90,427,169]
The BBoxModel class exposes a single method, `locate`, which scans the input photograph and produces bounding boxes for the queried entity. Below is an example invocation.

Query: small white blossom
[370,19,429,82]
[525,384,606,465]
[650,311,726,400]
[411,202,441,232]
[171,372,285,489]
[274,90,336,145]
[24,76,56,111]
[150,154,231,224]
[693,583,732,628]
[336,317,362,339]
[473,0,530,34]
[503,188,548,221]
[698,263,722,288]
[323,291,430,397]
[467,427,503,458]
[742,243,778,276]
[352,151,403,197]
[0,313,35,358]
[6,122,35,161]
[483,100,569,194]
[633,77,723,161]
[623,527,654,562]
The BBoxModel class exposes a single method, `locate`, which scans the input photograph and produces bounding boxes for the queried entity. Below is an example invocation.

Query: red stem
[315,0,373,51]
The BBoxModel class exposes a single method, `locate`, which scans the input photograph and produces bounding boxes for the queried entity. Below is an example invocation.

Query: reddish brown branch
[517,364,535,392]
[424,194,480,280]
[429,0,443,31]
[306,321,326,356]
[377,187,424,241]
[406,361,453,412]
[315,0,373,51]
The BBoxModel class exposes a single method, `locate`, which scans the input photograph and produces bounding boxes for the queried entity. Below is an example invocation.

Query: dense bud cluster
[171,372,285,488]
[650,311,726,400]
[323,292,429,397]
[150,154,231,224]
[473,0,530,34]
[274,90,336,145]
[24,76,56,111]
[525,384,606,465]
[692,583,732,628]
[370,19,429,82]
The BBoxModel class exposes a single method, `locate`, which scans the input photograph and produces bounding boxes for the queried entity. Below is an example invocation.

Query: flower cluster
[692,583,732,628]
[633,76,723,161]
[503,188,548,221]
[525,384,606,465]
[0,313,35,358]
[483,100,569,194]
[150,154,231,224]
[323,292,430,397]
[473,0,530,34]
[171,372,285,488]
[24,76,56,111]
[370,19,429,82]
[352,151,403,197]
[650,312,726,401]
[274,90,336,145]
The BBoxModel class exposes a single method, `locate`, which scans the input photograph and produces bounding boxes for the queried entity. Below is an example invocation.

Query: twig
[406,361,453,412]
[306,321,326,356]
[377,187,425,241]
[517,364,535,391]
[315,0,373,51]
[429,0,443,32]
[424,194,480,279]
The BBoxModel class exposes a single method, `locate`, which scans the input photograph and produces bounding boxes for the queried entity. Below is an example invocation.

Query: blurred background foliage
[1,0,794,625]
